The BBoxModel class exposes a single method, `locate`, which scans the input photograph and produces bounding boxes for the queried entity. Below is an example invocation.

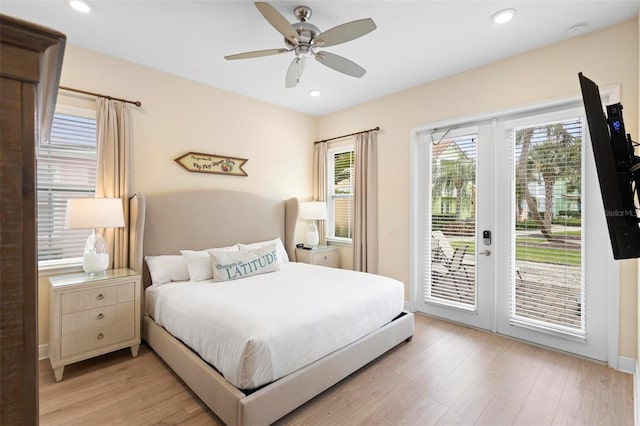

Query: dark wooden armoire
[0,14,65,424]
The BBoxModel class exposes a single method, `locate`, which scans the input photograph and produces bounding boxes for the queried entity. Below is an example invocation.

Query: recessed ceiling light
[492,8,515,25]
[309,90,321,97]
[566,23,587,37]
[68,0,91,13]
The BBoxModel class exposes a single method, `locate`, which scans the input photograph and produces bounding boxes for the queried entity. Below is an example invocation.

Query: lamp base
[83,253,109,274]
[306,222,319,248]
[83,229,109,274]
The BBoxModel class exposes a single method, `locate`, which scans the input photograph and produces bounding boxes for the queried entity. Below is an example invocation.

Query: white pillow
[144,255,190,286]
[208,244,279,282]
[238,237,289,265]
[181,244,239,281]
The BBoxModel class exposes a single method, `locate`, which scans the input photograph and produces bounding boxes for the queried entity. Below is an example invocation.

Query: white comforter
[147,262,404,389]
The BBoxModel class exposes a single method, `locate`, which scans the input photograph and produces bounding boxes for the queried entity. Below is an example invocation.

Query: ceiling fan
[224,2,376,88]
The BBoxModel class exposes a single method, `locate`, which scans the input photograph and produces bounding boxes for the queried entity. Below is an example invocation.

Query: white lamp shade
[65,198,125,229]
[299,201,327,220]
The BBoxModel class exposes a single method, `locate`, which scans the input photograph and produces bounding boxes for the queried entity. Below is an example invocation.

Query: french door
[493,107,609,360]
[416,123,494,331]
[413,101,612,361]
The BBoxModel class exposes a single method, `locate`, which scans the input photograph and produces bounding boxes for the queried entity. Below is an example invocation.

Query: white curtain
[313,142,328,245]
[96,98,130,269]
[353,131,378,273]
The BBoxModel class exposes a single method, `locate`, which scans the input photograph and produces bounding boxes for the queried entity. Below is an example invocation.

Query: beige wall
[39,20,639,363]
[317,19,639,359]
[38,45,316,346]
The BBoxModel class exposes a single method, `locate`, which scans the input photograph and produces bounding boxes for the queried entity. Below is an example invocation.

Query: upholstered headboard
[129,190,299,287]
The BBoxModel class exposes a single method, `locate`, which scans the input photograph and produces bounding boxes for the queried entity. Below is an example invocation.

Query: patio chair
[431,230,454,263]
[432,244,471,301]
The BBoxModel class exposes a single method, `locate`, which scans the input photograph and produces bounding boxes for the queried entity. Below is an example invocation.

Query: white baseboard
[618,356,636,374]
[39,344,49,360]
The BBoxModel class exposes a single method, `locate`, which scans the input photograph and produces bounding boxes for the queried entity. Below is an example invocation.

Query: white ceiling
[1,1,638,116]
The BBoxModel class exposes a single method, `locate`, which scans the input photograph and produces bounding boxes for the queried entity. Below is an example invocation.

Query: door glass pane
[512,118,584,335]
[426,135,477,309]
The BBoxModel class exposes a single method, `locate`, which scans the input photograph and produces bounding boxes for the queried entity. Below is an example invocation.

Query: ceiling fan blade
[224,48,288,60]
[255,2,299,45]
[315,51,366,78]
[285,56,306,88]
[313,18,376,48]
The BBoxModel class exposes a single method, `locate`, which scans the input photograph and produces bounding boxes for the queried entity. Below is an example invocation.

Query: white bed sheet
[145,262,404,389]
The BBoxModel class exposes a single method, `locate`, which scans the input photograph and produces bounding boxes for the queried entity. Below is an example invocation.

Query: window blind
[511,118,584,335]
[427,136,477,308]
[37,112,97,263]
[329,149,354,239]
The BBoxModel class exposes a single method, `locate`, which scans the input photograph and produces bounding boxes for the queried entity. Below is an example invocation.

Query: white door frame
[409,88,621,368]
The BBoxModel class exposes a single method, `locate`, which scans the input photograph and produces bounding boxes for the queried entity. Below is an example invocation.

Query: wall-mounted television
[578,72,640,259]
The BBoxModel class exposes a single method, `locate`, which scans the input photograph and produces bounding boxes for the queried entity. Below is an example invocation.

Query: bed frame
[129,190,414,426]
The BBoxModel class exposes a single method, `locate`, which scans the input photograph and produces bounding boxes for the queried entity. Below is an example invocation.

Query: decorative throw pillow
[208,244,280,282]
[238,237,289,265]
[144,255,190,286]
[181,244,239,281]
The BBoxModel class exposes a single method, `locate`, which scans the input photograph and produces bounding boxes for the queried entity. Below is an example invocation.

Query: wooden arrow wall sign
[175,152,248,177]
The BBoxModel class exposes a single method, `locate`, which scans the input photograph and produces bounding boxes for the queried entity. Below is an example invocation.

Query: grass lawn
[516,245,581,265]
[555,229,582,237]
[450,239,581,266]
[451,240,476,254]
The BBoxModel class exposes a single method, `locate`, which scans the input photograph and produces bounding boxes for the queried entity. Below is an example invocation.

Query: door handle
[480,250,492,256]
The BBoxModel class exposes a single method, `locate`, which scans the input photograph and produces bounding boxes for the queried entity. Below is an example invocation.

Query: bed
[128,190,414,426]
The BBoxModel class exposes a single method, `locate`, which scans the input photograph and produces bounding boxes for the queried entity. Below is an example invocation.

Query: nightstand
[295,245,339,268]
[48,268,142,382]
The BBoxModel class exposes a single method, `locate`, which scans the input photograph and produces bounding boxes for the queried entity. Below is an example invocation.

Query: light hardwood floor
[39,313,633,425]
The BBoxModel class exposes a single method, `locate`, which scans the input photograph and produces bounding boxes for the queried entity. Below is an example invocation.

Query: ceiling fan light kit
[224,2,376,88]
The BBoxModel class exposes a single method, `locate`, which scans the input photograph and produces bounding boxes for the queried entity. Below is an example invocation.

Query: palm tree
[515,127,550,238]
[452,160,475,219]
[432,143,475,220]
[517,122,581,240]
[530,124,580,228]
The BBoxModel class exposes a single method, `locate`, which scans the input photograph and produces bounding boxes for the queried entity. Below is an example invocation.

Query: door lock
[483,230,492,245]
[480,249,492,256]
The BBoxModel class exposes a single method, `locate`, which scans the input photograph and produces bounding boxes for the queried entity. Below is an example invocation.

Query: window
[327,146,354,242]
[37,105,97,267]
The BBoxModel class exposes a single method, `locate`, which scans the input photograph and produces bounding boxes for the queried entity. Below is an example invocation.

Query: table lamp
[299,201,327,248]
[64,198,125,274]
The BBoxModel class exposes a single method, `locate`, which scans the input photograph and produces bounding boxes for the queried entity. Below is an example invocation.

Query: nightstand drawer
[296,246,339,268]
[62,301,134,335]
[311,250,338,266]
[61,313,135,358]
[61,281,134,314]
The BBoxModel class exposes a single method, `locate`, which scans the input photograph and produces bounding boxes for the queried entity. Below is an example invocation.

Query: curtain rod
[314,126,380,144]
[59,86,142,107]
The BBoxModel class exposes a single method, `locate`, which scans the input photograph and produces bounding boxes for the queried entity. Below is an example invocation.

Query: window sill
[326,238,352,247]
[38,258,84,277]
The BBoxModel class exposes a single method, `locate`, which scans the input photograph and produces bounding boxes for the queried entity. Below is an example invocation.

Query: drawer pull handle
[97,333,104,340]
[96,293,104,301]
[97,313,104,320]
[324,256,328,260]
